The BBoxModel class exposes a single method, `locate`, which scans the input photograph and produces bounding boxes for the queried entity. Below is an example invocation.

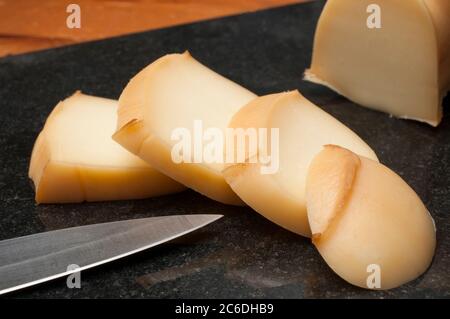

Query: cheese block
[113,52,257,205]
[29,92,185,203]
[306,145,436,289]
[305,0,450,126]
[222,91,378,237]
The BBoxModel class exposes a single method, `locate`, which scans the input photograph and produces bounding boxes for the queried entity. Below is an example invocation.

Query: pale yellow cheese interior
[305,0,450,126]
[223,91,378,237]
[114,52,257,205]
[306,145,436,289]
[29,92,185,203]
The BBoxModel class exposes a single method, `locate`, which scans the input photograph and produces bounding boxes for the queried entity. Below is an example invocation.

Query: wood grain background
[0,0,306,57]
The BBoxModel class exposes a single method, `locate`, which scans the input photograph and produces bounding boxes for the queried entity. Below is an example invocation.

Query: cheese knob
[114,52,257,205]
[305,0,450,126]
[29,92,185,203]
[306,145,436,289]
[223,91,377,237]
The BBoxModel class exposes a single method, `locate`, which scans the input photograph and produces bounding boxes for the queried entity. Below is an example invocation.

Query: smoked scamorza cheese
[113,52,257,205]
[29,92,185,203]
[222,91,378,237]
[306,145,436,289]
[305,0,450,126]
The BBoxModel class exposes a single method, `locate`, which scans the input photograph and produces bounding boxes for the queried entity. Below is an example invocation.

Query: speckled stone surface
[0,1,448,298]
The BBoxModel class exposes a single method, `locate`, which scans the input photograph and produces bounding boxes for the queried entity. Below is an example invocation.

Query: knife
[0,214,222,295]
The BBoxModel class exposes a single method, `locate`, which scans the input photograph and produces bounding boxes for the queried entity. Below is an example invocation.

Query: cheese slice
[223,91,378,237]
[29,92,185,203]
[306,145,436,289]
[305,0,450,126]
[113,52,257,205]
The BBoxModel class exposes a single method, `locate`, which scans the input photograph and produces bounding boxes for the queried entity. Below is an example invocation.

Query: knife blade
[0,214,222,295]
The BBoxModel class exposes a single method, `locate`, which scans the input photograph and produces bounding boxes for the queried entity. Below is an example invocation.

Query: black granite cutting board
[0,1,448,298]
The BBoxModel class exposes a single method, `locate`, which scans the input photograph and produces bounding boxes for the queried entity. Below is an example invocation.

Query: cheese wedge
[305,0,450,126]
[114,52,257,205]
[29,92,185,203]
[222,91,378,237]
[306,145,436,289]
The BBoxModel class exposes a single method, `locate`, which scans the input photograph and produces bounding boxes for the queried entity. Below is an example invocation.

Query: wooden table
[0,0,305,58]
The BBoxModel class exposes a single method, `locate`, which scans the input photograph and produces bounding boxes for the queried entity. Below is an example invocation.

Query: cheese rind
[306,145,436,290]
[306,145,360,238]
[29,92,185,203]
[114,52,257,205]
[223,91,378,237]
[306,0,450,126]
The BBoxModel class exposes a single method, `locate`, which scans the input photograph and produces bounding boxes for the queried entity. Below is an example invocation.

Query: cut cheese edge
[305,144,360,239]
[29,92,185,203]
[305,0,450,126]
[223,91,378,237]
[114,52,257,205]
[306,145,436,289]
